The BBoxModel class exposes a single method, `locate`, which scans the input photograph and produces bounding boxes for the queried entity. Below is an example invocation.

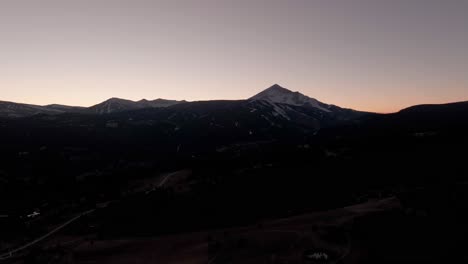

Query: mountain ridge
[2,84,465,119]
[0,84,346,118]
[88,98,184,114]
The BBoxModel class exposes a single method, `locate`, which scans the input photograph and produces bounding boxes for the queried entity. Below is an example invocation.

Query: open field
[15,197,436,264]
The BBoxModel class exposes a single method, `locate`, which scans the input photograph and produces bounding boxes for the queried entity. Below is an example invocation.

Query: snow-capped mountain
[248,84,365,122]
[88,98,184,114]
[249,84,331,112]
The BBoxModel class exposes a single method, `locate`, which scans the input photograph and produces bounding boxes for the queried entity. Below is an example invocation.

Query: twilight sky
[1,0,468,112]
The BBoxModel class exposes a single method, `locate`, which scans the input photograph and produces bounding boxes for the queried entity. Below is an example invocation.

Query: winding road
[0,170,183,261]
[0,209,95,260]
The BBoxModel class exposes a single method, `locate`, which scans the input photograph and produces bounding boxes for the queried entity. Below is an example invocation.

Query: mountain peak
[105,97,133,103]
[249,85,331,112]
[264,84,290,93]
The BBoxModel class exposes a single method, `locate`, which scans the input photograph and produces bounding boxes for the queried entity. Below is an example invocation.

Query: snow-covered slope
[249,84,331,112]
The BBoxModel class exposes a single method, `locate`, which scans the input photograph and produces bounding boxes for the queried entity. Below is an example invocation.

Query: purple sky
[1,0,468,112]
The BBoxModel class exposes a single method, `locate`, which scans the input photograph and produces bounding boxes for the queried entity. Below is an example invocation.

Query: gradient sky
[1,0,468,113]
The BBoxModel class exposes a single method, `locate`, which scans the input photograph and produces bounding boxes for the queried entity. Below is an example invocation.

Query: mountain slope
[88,98,184,114]
[370,101,468,131]
[44,104,87,113]
[0,101,63,118]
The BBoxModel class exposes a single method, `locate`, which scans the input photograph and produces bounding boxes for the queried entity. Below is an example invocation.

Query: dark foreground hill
[1,94,468,262]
